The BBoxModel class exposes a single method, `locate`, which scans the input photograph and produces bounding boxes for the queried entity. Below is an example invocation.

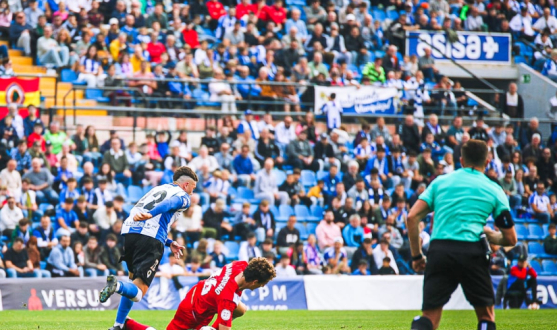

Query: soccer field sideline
[0,309,554,330]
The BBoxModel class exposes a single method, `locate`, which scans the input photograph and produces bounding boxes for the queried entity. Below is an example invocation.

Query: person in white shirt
[274,116,297,151]
[509,7,535,41]
[209,67,238,113]
[157,254,186,278]
[237,110,260,140]
[372,238,399,274]
[173,193,205,242]
[533,7,557,34]
[19,178,37,220]
[37,25,70,68]
[204,170,230,202]
[0,196,24,237]
[275,255,298,277]
[321,93,343,132]
[188,145,219,173]
[464,6,484,31]
[0,159,22,201]
[254,158,289,205]
[93,201,117,230]
[419,221,430,253]
[6,104,24,139]
[529,181,553,223]
[238,233,262,262]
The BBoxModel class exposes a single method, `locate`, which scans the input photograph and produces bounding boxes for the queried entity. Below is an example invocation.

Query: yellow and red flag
[0,77,41,118]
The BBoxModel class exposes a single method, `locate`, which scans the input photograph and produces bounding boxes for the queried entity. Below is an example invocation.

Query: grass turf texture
[0,310,553,330]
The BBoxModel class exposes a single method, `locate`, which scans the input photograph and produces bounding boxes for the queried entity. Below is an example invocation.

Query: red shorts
[167,283,213,330]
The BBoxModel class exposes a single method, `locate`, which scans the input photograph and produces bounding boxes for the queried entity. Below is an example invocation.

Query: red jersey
[27,132,46,151]
[236,3,256,19]
[265,5,286,25]
[168,261,248,330]
[182,28,200,49]
[207,1,226,20]
[146,42,166,63]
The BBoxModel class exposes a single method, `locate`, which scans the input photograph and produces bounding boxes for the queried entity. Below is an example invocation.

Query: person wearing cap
[322,236,349,274]
[238,110,260,140]
[504,255,540,308]
[509,6,535,42]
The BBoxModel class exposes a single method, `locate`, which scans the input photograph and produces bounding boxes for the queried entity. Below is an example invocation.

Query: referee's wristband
[412,254,425,261]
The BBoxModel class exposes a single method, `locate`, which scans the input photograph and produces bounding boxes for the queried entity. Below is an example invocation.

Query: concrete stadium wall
[517,64,557,138]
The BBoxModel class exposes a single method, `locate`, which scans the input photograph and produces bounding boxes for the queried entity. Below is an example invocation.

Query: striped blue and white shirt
[121,183,191,245]
[529,191,550,213]
[80,56,100,74]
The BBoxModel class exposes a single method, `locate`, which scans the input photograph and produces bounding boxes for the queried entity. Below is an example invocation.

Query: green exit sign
[522,74,531,83]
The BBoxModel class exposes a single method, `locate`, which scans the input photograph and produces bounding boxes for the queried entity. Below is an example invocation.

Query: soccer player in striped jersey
[99,166,198,330]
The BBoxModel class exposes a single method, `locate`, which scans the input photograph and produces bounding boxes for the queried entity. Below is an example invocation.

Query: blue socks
[117,281,139,300]
[115,297,134,325]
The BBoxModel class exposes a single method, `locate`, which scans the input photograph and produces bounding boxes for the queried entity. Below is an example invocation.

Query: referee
[407,140,517,330]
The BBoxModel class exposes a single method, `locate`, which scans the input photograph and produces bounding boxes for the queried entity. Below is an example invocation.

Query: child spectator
[210,240,227,268]
[307,179,325,206]
[101,234,124,276]
[352,260,371,275]
[377,256,397,275]
[544,223,557,255]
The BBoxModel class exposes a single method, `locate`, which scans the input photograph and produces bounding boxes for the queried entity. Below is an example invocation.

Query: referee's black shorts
[422,240,494,311]
[121,233,164,287]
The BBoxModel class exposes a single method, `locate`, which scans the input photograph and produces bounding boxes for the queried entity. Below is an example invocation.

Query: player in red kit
[124,258,276,330]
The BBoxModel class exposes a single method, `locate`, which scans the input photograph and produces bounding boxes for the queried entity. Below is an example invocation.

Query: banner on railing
[406,30,511,65]
[314,85,398,115]
[133,277,307,311]
[0,77,41,118]
[0,278,121,311]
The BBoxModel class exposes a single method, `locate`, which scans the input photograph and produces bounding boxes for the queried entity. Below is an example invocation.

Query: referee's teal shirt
[419,168,510,242]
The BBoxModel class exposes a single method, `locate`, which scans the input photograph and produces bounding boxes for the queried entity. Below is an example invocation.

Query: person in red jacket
[207,0,227,30]
[265,0,286,30]
[253,0,270,29]
[505,255,541,309]
[146,32,166,63]
[236,0,256,20]
[182,22,199,49]
[27,124,46,151]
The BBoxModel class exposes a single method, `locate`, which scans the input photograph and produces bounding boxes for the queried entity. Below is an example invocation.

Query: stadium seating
[127,186,144,204]
[528,225,544,240]
[224,241,240,260]
[301,170,317,189]
[294,205,320,222]
[529,260,543,274]
[541,260,557,276]
[515,224,529,240]
[276,205,294,222]
[310,205,324,219]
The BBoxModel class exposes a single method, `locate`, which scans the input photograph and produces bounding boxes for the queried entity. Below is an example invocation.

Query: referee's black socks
[411,316,433,330]
[478,320,496,330]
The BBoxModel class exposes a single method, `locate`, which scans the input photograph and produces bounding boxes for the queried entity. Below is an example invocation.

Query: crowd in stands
[1,82,557,279]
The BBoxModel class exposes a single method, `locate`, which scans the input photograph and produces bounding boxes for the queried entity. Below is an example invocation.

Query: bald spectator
[523,133,543,163]
[22,158,58,205]
[465,6,484,31]
[521,117,542,148]
[0,159,22,200]
[418,47,439,82]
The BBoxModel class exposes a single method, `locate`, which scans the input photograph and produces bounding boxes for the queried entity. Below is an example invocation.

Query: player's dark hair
[173,166,199,182]
[244,257,277,283]
[462,139,488,168]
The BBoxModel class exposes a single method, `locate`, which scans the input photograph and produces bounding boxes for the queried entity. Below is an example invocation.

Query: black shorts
[422,240,494,311]
[121,234,164,287]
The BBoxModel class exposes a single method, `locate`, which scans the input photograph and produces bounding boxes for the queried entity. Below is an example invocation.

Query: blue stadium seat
[85,88,110,103]
[310,205,324,219]
[276,205,294,222]
[40,261,47,270]
[543,224,550,237]
[295,223,308,240]
[528,225,544,240]
[273,169,287,186]
[236,187,259,204]
[143,186,154,195]
[60,68,86,85]
[514,56,526,64]
[528,242,545,257]
[306,222,318,236]
[386,10,399,20]
[198,192,210,207]
[301,170,317,188]
[270,205,279,217]
[316,170,328,180]
[295,205,319,222]
[541,260,557,276]
[530,260,543,274]
[515,224,528,240]
[123,204,134,214]
[127,185,144,203]
[224,241,240,260]
[372,9,386,21]
[228,186,237,200]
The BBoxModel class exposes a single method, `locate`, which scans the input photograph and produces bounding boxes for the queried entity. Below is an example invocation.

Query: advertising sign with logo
[0,278,121,311]
[406,31,511,65]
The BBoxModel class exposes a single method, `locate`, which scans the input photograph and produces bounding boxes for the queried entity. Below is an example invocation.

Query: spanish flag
[0,77,41,118]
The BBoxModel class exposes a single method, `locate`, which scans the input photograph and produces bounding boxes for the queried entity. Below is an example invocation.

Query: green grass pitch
[0,310,554,330]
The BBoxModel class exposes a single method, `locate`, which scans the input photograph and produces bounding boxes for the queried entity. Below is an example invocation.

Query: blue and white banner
[406,30,511,65]
[133,277,307,311]
[314,85,398,115]
[492,276,557,309]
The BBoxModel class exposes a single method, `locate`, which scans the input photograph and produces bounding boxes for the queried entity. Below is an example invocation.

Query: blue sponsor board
[134,277,307,311]
[406,31,511,64]
[492,276,557,309]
